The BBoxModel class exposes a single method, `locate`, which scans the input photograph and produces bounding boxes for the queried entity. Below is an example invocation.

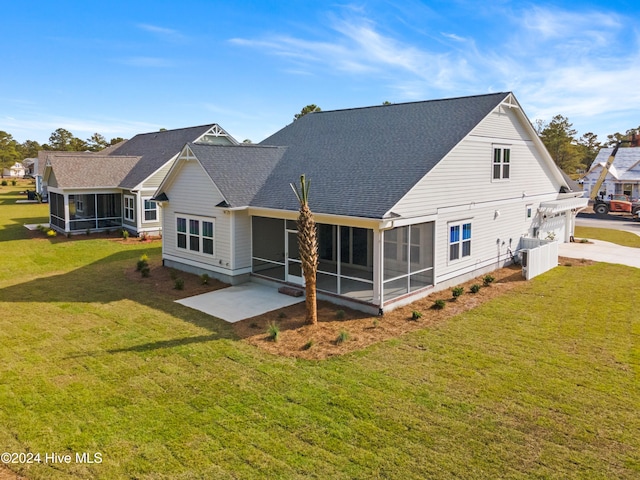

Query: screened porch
[49,192,123,232]
[251,216,435,307]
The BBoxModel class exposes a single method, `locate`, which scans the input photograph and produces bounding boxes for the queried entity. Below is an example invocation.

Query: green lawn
[1,183,639,479]
[575,225,640,248]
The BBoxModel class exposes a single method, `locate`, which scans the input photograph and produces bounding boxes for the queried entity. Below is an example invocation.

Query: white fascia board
[247,206,382,228]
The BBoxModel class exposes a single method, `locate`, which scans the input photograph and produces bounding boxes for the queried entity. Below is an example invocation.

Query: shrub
[85,228,91,236]
[302,340,314,350]
[373,318,379,328]
[411,310,422,320]
[140,266,150,278]
[432,299,446,310]
[336,330,349,344]
[121,229,129,240]
[1,180,7,186]
[277,311,287,319]
[335,309,345,320]
[11,180,17,186]
[267,322,280,342]
[46,229,57,237]
[139,232,148,242]
[136,254,149,271]
[200,273,210,285]
[452,286,464,300]
[174,278,185,290]
[482,274,495,287]
[470,284,481,294]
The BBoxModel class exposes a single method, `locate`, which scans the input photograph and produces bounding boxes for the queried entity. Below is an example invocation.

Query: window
[493,147,510,180]
[526,204,533,220]
[124,195,135,222]
[449,221,472,261]
[176,215,214,255]
[143,199,157,222]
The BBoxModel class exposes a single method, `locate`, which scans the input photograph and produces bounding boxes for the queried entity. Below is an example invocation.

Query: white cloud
[229,3,640,137]
[137,23,186,42]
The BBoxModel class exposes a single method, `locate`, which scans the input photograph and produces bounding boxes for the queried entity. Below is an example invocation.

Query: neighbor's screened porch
[251,216,434,305]
[49,192,122,232]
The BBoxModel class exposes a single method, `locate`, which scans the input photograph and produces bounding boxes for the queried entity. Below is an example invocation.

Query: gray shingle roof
[187,143,287,207]
[254,92,510,218]
[45,155,141,188]
[110,124,220,189]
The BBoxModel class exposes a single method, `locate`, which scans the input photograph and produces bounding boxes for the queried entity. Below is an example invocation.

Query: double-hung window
[143,198,157,222]
[124,195,135,221]
[493,146,510,180]
[449,221,472,261]
[176,215,214,256]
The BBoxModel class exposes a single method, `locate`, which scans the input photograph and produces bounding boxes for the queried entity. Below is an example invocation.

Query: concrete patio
[176,282,304,323]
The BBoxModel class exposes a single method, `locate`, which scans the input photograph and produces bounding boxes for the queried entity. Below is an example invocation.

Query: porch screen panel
[49,193,65,229]
[252,217,285,280]
[69,194,96,231]
[383,222,434,302]
[97,194,122,228]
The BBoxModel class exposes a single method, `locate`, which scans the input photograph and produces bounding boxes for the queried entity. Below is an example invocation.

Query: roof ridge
[132,123,218,137]
[308,92,511,116]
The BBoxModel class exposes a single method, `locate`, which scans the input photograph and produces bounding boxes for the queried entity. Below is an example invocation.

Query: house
[43,124,237,235]
[153,92,587,313]
[3,161,26,178]
[582,146,640,201]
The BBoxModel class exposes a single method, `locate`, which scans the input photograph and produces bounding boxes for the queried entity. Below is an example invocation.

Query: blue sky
[2,0,639,145]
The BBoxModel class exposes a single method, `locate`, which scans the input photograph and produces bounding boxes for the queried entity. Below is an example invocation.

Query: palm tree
[290,175,318,325]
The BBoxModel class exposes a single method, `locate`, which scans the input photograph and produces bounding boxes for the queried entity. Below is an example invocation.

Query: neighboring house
[582,147,640,201]
[43,124,237,235]
[3,162,26,177]
[154,92,587,313]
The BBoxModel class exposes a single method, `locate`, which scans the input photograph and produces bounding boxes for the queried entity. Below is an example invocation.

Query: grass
[575,225,640,248]
[1,181,640,479]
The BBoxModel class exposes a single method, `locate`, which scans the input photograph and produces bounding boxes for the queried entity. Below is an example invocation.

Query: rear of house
[154,92,586,313]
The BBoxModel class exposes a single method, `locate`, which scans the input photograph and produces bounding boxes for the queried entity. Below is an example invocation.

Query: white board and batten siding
[161,158,235,278]
[391,103,564,284]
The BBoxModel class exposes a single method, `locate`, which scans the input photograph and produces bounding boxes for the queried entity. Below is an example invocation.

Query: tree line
[0,128,125,173]
[536,115,638,175]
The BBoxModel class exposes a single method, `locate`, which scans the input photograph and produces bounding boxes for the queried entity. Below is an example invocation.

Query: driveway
[558,239,640,268]
[576,212,640,235]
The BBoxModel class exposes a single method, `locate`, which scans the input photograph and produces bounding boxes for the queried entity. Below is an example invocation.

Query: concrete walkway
[176,282,304,323]
[558,239,640,268]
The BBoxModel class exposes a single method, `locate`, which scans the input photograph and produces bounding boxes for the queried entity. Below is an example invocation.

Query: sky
[1,0,639,146]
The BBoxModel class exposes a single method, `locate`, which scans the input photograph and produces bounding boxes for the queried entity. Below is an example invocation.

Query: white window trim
[448,220,472,263]
[142,197,158,223]
[124,195,135,222]
[176,214,215,257]
[492,145,511,182]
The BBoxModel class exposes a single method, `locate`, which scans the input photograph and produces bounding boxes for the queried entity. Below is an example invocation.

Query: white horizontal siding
[233,211,252,269]
[162,159,232,269]
[142,159,176,190]
[471,105,530,140]
[434,200,541,283]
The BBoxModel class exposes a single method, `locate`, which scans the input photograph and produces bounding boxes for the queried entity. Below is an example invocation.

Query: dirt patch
[123,258,228,299]
[234,258,594,360]
[0,466,25,480]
